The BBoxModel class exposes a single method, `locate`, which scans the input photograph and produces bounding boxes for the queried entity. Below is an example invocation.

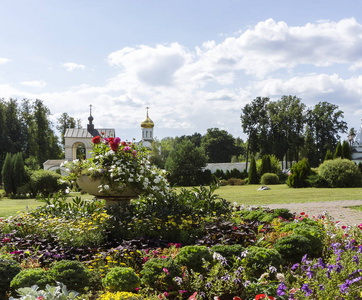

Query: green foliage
[102,267,140,292]
[324,149,333,161]
[9,283,78,300]
[165,139,207,186]
[1,153,15,195]
[260,173,279,185]
[318,158,362,187]
[259,154,272,176]
[238,207,294,222]
[243,246,284,279]
[306,174,330,188]
[29,170,67,196]
[12,153,29,196]
[10,268,50,290]
[292,226,324,257]
[175,245,213,273]
[287,158,312,188]
[211,244,245,264]
[227,178,245,185]
[0,258,21,298]
[334,141,342,159]
[140,258,182,291]
[201,128,238,163]
[48,260,91,292]
[248,157,258,184]
[273,234,312,264]
[341,140,351,160]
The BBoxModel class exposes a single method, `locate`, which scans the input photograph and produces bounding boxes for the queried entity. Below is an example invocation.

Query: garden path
[262,199,362,227]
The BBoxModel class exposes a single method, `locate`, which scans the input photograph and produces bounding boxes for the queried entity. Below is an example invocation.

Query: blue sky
[1,0,362,142]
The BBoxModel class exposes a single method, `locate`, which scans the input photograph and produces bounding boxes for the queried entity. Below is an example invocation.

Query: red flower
[300,212,305,215]
[92,135,101,144]
[188,292,197,300]
[255,294,275,300]
[234,297,242,300]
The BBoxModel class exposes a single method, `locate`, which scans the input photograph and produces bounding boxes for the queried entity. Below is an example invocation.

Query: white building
[351,120,362,164]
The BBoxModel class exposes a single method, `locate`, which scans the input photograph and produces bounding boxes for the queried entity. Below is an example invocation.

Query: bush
[293,226,324,257]
[227,178,245,185]
[211,244,245,264]
[306,174,330,188]
[318,158,362,187]
[30,170,68,196]
[175,246,213,274]
[48,260,91,292]
[102,267,140,292]
[239,207,294,222]
[0,258,21,299]
[274,234,312,264]
[287,159,313,188]
[248,158,258,184]
[8,283,78,300]
[243,246,284,279]
[10,268,49,290]
[260,173,279,185]
[140,258,182,291]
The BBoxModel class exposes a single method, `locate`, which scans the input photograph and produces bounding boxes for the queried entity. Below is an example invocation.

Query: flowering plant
[63,135,170,197]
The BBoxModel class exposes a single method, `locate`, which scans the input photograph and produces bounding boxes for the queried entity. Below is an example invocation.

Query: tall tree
[57,112,81,145]
[201,128,237,163]
[334,141,343,159]
[240,97,270,170]
[165,140,207,186]
[342,140,352,160]
[306,101,347,165]
[1,153,15,194]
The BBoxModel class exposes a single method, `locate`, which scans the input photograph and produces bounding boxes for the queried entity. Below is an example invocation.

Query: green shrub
[318,158,362,187]
[227,178,245,185]
[293,226,324,257]
[175,246,213,274]
[287,159,313,188]
[211,244,245,264]
[219,179,228,186]
[239,207,294,222]
[48,260,90,292]
[140,258,182,291]
[30,170,67,196]
[0,258,21,299]
[10,268,50,290]
[306,174,330,188]
[260,173,279,185]
[274,234,312,264]
[243,246,284,279]
[248,158,258,184]
[102,267,140,292]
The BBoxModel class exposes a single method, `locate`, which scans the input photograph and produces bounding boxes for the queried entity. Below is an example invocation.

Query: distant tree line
[240,95,348,169]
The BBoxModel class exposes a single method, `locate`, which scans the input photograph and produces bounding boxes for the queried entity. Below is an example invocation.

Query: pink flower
[188,292,197,300]
[164,292,169,297]
[124,146,131,152]
[175,243,181,248]
[163,267,170,275]
[114,137,121,144]
[179,290,187,294]
[358,223,362,230]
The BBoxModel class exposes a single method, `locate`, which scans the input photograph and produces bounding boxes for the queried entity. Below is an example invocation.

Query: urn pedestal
[76,175,140,209]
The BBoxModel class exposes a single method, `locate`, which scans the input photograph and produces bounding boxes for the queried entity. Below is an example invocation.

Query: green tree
[149,140,165,169]
[56,112,81,145]
[267,95,305,169]
[248,157,258,184]
[201,128,237,163]
[12,152,28,194]
[1,153,15,194]
[334,141,343,159]
[342,140,351,160]
[165,140,207,186]
[240,97,270,170]
[287,158,312,188]
[300,127,319,167]
[260,154,272,176]
[305,101,347,165]
[324,149,333,161]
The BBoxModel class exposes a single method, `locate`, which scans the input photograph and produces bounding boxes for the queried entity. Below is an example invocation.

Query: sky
[1,0,362,142]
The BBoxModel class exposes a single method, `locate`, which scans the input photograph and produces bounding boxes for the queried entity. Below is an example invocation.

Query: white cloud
[0,58,10,64]
[21,80,47,88]
[63,62,86,72]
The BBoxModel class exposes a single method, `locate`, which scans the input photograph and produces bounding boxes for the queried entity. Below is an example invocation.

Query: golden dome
[141,108,154,128]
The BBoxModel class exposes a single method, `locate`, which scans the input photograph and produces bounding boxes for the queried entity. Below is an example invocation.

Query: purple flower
[291,263,299,271]
[340,281,350,294]
[307,266,313,279]
[301,283,313,297]
[319,284,324,290]
[277,282,287,296]
[353,255,359,266]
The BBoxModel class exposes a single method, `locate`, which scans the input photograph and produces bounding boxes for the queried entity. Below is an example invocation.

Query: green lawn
[2,185,362,218]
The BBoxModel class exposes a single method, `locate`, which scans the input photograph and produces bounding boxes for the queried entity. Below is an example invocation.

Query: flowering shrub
[63,135,170,196]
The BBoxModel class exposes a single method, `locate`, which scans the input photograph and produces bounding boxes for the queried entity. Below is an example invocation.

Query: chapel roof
[64,128,115,138]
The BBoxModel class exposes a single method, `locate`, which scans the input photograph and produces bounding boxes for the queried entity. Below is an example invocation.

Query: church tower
[140,107,154,148]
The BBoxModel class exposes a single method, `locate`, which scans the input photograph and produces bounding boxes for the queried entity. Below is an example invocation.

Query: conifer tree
[341,140,351,160]
[334,141,342,159]
[1,153,15,194]
[12,152,27,194]
[324,149,333,161]
[248,157,258,184]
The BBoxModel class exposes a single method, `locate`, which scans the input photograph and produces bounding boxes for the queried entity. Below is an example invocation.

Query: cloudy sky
[1,0,362,142]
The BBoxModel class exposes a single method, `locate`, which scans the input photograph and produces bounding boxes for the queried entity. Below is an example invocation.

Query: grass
[0,191,95,218]
[2,184,362,217]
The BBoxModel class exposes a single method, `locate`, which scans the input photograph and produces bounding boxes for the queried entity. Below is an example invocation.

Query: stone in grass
[258,185,270,191]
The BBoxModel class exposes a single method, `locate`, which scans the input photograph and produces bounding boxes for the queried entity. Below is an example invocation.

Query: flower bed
[1,187,361,300]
